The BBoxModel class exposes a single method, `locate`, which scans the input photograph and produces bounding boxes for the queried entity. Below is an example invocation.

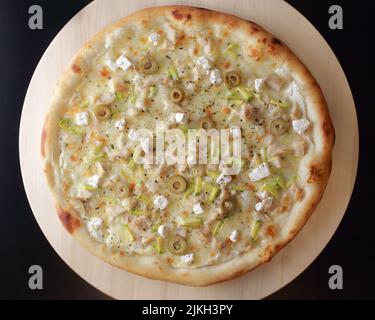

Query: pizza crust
[42,5,334,286]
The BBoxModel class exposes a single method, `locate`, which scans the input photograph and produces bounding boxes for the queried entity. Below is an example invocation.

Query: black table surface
[0,0,373,300]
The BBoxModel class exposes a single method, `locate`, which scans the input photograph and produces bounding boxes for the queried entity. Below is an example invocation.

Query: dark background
[0,0,373,300]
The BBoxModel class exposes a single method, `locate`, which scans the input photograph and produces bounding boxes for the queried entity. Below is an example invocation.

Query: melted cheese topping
[57,17,311,268]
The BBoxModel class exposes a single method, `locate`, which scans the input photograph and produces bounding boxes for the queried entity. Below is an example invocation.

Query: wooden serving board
[19,0,358,299]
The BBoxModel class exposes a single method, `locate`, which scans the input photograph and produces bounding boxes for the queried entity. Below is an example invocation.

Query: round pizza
[42,6,334,286]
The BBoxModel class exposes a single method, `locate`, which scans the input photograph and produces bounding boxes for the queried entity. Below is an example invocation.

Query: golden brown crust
[41,121,47,158]
[57,206,81,234]
[42,5,335,286]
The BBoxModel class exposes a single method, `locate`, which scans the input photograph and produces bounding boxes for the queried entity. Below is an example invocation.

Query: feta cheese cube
[87,175,100,188]
[216,173,232,186]
[249,163,271,182]
[292,119,311,135]
[181,253,194,265]
[175,112,188,124]
[254,78,265,93]
[286,81,306,109]
[157,225,168,238]
[193,203,204,215]
[75,112,89,126]
[255,197,274,213]
[115,118,126,131]
[229,230,239,243]
[209,69,222,84]
[106,59,118,72]
[153,195,169,211]
[86,217,104,242]
[255,202,264,212]
[116,55,132,71]
[257,190,269,200]
[196,56,211,70]
[148,32,160,46]
[76,188,93,201]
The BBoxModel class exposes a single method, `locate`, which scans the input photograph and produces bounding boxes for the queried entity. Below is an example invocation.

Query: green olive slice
[224,71,242,88]
[270,118,289,136]
[167,175,187,194]
[168,236,187,255]
[139,57,158,75]
[170,88,185,103]
[197,117,215,130]
[94,105,112,121]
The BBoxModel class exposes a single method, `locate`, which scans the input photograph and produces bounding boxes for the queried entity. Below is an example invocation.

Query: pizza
[42,6,334,286]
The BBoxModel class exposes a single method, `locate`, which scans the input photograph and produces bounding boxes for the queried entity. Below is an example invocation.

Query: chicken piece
[197,228,212,245]
[267,143,290,157]
[132,216,151,233]
[265,74,285,91]
[176,227,187,238]
[241,103,257,121]
[293,140,306,157]
[142,233,156,246]
[121,197,138,211]
[119,147,132,160]
[156,162,169,176]
[289,182,305,201]
[145,179,158,193]
[97,93,115,105]
[269,156,282,169]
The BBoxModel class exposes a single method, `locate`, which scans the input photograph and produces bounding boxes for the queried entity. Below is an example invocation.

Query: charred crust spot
[323,121,334,140]
[165,256,173,265]
[172,10,184,20]
[265,225,276,238]
[41,126,47,158]
[251,26,260,33]
[71,64,82,74]
[308,165,323,184]
[262,245,274,262]
[267,44,276,54]
[57,207,80,234]
[272,37,282,45]
[100,68,110,78]
[274,243,283,252]
[172,10,193,22]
